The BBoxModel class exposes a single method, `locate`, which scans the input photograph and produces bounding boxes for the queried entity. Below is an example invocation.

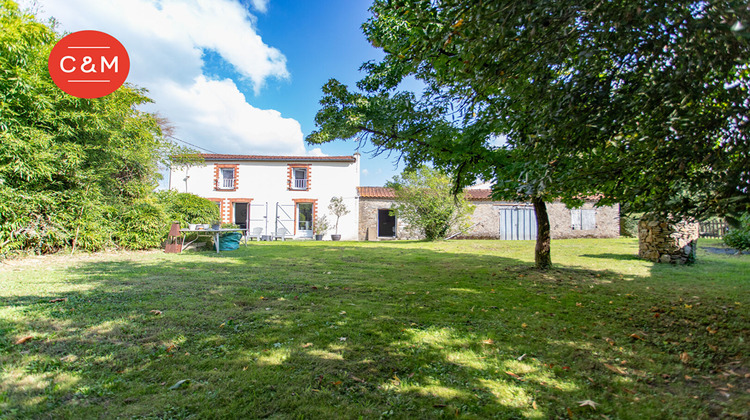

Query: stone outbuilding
[357,187,620,241]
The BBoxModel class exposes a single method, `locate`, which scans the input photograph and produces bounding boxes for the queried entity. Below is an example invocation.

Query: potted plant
[328,196,350,241]
[313,215,330,241]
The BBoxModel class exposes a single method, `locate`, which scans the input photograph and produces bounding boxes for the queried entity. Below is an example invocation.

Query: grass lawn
[1,238,748,419]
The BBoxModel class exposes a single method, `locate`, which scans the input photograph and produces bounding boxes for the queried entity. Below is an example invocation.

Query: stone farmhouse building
[357,187,620,241]
[170,153,619,241]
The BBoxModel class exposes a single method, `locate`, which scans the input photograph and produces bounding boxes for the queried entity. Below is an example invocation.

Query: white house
[169,153,360,240]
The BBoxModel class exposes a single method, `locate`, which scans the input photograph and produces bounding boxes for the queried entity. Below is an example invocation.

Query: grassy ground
[0,238,748,419]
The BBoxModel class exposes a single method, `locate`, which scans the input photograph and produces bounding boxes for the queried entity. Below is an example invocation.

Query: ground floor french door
[296,203,313,238]
[233,202,249,230]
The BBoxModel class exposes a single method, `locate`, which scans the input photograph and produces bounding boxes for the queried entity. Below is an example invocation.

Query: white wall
[169,156,360,240]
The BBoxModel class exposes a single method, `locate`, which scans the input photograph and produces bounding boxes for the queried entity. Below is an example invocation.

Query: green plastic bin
[218,232,242,251]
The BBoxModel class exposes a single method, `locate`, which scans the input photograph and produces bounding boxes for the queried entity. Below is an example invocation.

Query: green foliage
[114,200,169,250]
[724,214,750,251]
[313,214,330,235]
[156,190,220,227]
[0,1,184,255]
[386,166,474,240]
[620,213,643,238]
[327,196,350,234]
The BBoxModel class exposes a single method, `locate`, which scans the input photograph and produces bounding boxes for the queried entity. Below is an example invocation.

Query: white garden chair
[250,227,263,241]
[274,227,290,241]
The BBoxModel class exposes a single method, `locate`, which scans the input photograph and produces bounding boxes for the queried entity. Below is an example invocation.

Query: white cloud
[249,0,269,13]
[26,0,305,155]
[361,168,369,176]
[154,76,304,155]
[307,147,327,157]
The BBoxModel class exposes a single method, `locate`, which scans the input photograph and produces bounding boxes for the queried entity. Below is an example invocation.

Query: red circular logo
[48,30,130,98]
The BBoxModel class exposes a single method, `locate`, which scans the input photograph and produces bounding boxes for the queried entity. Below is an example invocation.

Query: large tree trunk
[532,196,552,270]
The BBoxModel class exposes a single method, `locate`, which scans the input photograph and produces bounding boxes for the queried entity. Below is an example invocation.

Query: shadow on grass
[1,242,745,419]
[580,253,640,261]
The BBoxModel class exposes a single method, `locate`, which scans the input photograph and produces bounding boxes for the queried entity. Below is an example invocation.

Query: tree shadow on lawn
[580,253,641,261]
[0,243,744,419]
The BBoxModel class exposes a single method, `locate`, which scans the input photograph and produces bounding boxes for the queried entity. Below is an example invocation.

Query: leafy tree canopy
[308,0,750,220]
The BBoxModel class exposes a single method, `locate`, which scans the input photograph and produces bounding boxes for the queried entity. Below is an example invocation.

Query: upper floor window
[219,168,235,190]
[288,164,311,191]
[214,164,238,191]
[292,168,307,190]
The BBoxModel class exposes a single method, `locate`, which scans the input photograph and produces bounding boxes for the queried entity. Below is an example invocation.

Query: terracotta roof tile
[356,187,396,198]
[357,187,493,201]
[464,189,493,201]
[199,153,356,162]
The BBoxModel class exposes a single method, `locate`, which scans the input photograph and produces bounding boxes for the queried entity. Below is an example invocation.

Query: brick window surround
[292,198,317,235]
[214,164,239,192]
[287,164,311,191]
[228,198,253,227]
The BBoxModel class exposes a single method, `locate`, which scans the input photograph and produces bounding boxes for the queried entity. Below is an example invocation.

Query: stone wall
[548,201,620,239]
[460,201,507,238]
[638,218,699,264]
[359,198,621,241]
[358,198,417,240]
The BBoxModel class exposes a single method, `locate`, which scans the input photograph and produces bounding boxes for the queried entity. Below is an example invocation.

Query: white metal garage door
[499,206,537,240]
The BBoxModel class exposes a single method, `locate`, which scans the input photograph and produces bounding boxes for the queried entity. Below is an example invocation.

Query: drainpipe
[184,167,190,193]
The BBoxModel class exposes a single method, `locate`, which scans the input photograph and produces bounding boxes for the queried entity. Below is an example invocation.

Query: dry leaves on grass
[603,363,628,375]
[505,371,524,380]
[14,336,33,345]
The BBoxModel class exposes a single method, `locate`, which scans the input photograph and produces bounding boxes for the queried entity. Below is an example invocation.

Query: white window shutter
[571,209,582,230]
[582,210,596,230]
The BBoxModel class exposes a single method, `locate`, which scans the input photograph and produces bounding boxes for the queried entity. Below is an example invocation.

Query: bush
[723,214,750,251]
[156,191,220,227]
[114,200,169,249]
[70,204,114,252]
[387,166,475,240]
[619,213,642,238]
[0,187,72,256]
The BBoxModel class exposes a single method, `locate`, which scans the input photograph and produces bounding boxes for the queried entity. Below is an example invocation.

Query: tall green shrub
[156,191,220,227]
[114,201,169,250]
[724,214,750,252]
[387,166,475,240]
[0,1,181,255]
[619,213,642,238]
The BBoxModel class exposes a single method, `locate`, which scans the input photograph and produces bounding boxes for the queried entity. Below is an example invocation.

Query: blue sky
[25,0,403,186]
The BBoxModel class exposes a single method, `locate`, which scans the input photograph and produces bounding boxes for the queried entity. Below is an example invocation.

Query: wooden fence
[700,220,728,238]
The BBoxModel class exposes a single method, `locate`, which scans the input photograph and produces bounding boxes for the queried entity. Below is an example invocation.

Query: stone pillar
[638,217,699,264]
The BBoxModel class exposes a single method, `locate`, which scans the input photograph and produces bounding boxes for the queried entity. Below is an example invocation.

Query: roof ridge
[198,153,356,162]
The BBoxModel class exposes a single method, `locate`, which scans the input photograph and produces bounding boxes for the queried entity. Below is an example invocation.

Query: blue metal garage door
[499,206,537,240]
